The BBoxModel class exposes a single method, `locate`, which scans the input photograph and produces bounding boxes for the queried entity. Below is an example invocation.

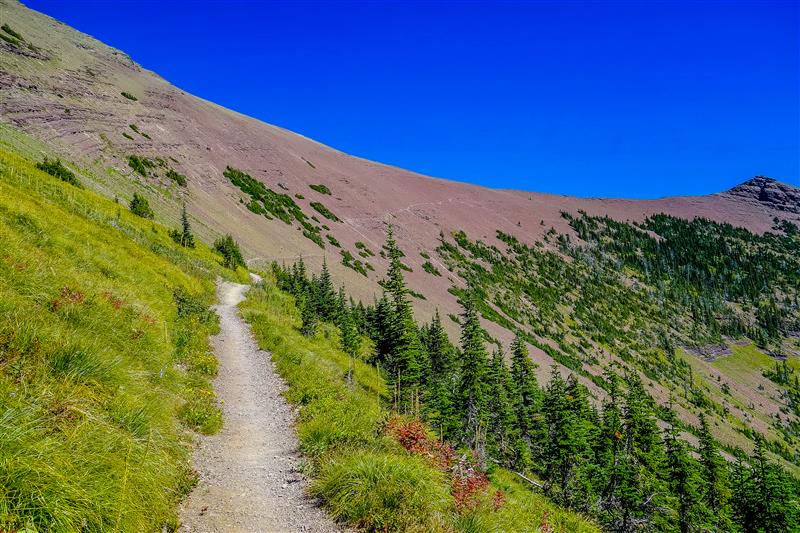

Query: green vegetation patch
[121,91,138,101]
[127,154,154,177]
[166,168,187,187]
[310,201,340,222]
[224,166,307,225]
[355,241,375,257]
[35,158,81,188]
[422,260,441,276]
[309,183,331,195]
[341,250,368,276]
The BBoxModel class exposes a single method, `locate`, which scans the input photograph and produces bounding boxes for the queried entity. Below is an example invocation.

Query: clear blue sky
[27,0,798,198]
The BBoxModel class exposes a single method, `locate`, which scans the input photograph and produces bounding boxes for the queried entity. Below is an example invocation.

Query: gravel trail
[179,278,340,533]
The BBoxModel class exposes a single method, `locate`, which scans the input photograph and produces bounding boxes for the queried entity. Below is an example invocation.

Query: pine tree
[298,293,317,337]
[180,203,195,248]
[663,409,706,533]
[613,373,669,532]
[313,258,337,321]
[485,348,517,464]
[697,414,731,531]
[508,332,541,468]
[455,294,488,457]
[382,227,422,413]
[732,437,800,532]
[422,310,459,439]
[171,204,195,247]
[214,234,245,269]
[541,370,593,508]
[339,303,360,358]
[129,192,154,219]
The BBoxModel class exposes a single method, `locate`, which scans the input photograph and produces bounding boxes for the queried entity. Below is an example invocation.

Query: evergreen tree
[455,294,488,457]
[732,437,800,532]
[422,310,459,440]
[611,373,669,532]
[541,370,593,508]
[485,348,517,464]
[129,192,154,219]
[382,227,423,413]
[170,204,195,247]
[214,234,245,269]
[663,409,706,533]
[339,303,361,358]
[508,332,541,468]
[697,414,731,531]
[298,293,317,337]
[315,258,337,321]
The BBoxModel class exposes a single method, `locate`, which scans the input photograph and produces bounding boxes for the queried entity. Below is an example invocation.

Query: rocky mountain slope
[2,0,799,472]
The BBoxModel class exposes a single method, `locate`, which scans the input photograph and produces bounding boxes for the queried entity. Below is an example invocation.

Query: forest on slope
[257,225,800,532]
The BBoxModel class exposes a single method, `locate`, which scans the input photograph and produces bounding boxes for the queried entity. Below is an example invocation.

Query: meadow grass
[0,148,246,531]
[241,279,599,532]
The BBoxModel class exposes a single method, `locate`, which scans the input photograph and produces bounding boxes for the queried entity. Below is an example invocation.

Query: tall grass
[0,148,246,531]
[241,280,599,532]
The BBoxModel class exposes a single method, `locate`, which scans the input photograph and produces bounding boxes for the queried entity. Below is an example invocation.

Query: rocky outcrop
[722,176,800,214]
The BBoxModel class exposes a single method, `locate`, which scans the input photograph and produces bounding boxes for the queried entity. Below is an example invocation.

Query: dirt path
[179,279,340,533]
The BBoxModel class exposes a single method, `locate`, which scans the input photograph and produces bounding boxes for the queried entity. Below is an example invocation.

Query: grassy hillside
[240,277,599,532]
[0,148,247,531]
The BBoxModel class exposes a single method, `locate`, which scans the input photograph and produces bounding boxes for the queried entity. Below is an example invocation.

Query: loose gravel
[179,279,340,533]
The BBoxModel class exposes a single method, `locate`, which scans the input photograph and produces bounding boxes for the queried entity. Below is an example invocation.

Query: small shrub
[313,450,452,532]
[1,24,24,41]
[326,234,341,247]
[309,183,331,195]
[121,91,138,101]
[35,158,81,187]
[422,261,441,276]
[310,201,340,222]
[166,169,187,186]
[214,234,245,269]
[122,132,134,140]
[127,154,154,177]
[129,192,154,219]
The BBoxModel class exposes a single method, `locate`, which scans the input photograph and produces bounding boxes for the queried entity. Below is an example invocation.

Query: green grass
[0,148,247,531]
[240,278,598,532]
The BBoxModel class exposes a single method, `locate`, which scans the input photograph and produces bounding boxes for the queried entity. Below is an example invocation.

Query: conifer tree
[541,370,593,508]
[697,414,731,531]
[455,294,488,456]
[485,348,517,464]
[338,303,360,358]
[129,192,154,219]
[171,204,195,247]
[663,409,706,533]
[180,203,195,248]
[315,258,337,321]
[382,227,423,413]
[421,310,459,439]
[508,332,542,466]
[618,373,669,532]
[299,293,317,337]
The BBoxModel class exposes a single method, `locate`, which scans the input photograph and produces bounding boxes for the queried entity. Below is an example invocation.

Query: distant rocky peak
[723,176,800,214]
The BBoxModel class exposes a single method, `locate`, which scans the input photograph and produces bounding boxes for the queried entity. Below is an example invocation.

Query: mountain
[2,0,800,480]
[721,176,800,214]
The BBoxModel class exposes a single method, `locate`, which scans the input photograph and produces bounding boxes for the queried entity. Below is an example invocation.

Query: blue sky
[28,0,798,198]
